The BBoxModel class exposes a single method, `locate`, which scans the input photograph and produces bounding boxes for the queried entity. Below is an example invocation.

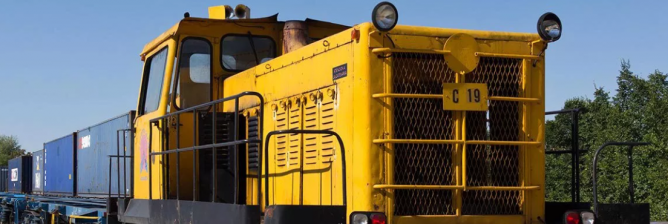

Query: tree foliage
[0,135,26,166]
[545,61,668,220]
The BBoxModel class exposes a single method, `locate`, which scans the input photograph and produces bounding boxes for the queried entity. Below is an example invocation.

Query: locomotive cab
[133,6,347,204]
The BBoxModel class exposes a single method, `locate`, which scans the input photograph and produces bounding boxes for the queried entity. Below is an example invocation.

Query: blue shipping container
[44,133,76,196]
[8,156,32,193]
[32,150,44,194]
[77,111,134,197]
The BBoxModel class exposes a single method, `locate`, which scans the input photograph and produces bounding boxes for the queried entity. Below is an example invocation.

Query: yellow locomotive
[119,2,570,224]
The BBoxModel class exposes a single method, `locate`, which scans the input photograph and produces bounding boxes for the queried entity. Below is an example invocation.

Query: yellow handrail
[372,93,540,103]
[371,48,451,55]
[374,184,540,191]
[475,52,540,60]
[370,48,540,60]
[374,139,541,146]
[374,185,463,190]
[68,215,99,224]
[373,139,464,144]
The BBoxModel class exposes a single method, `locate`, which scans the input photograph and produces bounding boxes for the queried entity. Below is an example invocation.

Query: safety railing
[262,130,347,207]
[148,91,264,207]
[544,108,585,203]
[107,128,133,199]
[592,142,649,215]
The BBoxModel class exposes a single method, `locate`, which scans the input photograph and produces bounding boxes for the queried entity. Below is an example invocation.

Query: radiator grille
[392,53,456,215]
[391,53,524,216]
[463,57,523,215]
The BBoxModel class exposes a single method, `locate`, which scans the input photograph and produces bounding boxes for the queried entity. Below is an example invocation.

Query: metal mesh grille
[392,53,456,215]
[391,54,524,216]
[463,57,523,215]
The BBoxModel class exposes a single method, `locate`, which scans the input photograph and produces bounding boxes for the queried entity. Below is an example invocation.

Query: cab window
[139,47,169,115]
[174,38,212,109]
[221,35,275,71]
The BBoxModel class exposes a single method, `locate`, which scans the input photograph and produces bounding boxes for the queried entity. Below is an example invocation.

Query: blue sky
[1,1,667,151]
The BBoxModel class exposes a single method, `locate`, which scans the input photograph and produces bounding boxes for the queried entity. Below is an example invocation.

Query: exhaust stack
[283,21,309,54]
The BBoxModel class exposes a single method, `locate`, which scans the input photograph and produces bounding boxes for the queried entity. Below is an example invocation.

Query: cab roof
[140,14,348,56]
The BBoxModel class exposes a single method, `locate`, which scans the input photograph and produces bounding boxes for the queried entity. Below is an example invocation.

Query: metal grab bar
[107,155,131,199]
[371,48,540,60]
[592,142,649,215]
[372,139,541,146]
[372,184,540,191]
[149,91,264,123]
[262,130,347,207]
[371,93,540,103]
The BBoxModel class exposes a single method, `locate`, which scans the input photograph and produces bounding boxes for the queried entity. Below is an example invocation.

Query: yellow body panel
[134,14,547,223]
[222,22,546,223]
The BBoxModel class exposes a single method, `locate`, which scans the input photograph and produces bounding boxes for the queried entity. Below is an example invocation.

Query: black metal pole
[571,111,580,202]
[256,94,264,208]
[545,108,581,115]
[108,157,112,199]
[117,130,121,198]
[193,111,198,201]
[212,105,217,203]
[130,127,135,198]
[573,112,580,202]
[164,118,170,199]
[149,122,153,200]
[176,115,180,200]
[627,146,634,204]
[123,130,127,198]
[233,98,239,204]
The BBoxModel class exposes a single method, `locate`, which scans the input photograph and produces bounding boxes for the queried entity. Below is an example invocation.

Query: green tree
[0,135,26,166]
[545,61,668,221]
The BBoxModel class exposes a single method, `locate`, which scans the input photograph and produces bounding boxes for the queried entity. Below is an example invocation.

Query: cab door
[166,36,214,201]
[133,39,177,200]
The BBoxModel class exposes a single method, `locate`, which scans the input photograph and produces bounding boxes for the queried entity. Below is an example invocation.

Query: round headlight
[352,213,369,224]
[537,12,562,42]
[372,1,398,32]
